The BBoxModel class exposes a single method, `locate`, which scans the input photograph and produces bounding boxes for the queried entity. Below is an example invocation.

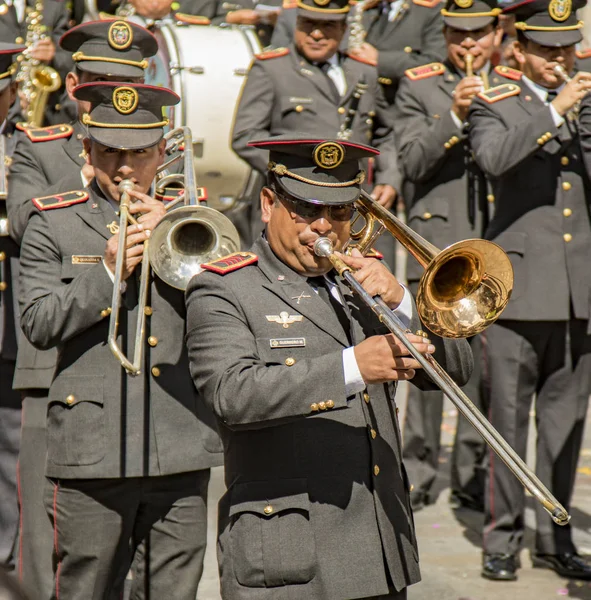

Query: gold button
[263,504,274,515]
[410,484,415,492]
[100,308,110,318]
[368,111,375,117]
[326,399,335,409]
[338,107,346,114]
[295,105,304,113]
[318,401,327,411]
[374,465,380,476]
[363,392,370,404]
[310,403,319,412]
[433,113,440,119]
[151,366,161,377]
[564,233,572,242]
[0,282,7,292]
[451,136,459,143]
[563,208,572,217]
[422,212,432,220]
[148,336,158,347]
[444,142,451,149]
[537,138,544,145]
[16,36,24,43]
[561,156,569,166]
[404,46,412,53]
[66,394,75,405]
[370,429,377,439]
[0,252,4,261]
[16,55,24,62]
[545,132,552,139]
[144,306,153,316]
[258,29,265,36]
[378,77,392,85]
[562,181,571,191]
[285,357,295,366]
[487,194,495,203]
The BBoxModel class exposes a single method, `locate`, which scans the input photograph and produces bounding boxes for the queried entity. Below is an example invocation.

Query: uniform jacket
[393,62,507,281]
[469,78,591,321]
[232,47,400,189]
[19,181,222,479]
[8,119,85,245]
[185,236,473,599]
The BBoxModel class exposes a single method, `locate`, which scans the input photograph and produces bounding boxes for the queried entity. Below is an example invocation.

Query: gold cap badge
[113,86,139,114]
[549,0,571,21]
[454,0,473,8]
[313,142,345,169]
[313,0,330,6]
[108,21,133,50]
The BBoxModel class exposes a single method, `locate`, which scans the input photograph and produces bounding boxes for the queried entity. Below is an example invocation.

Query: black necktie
[308,276,352,342]
[318,62,341,103]
[547,89,559,104]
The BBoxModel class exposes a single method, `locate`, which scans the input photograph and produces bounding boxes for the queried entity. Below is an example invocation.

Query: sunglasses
[279,196,354,222]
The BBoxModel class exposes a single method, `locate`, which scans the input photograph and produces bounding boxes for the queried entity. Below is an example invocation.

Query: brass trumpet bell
[149,205,240,290]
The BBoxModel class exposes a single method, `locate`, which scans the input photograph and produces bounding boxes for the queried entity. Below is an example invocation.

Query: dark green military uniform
[186,136,473,600]
[18,82,221,599]
[469,0,591,581]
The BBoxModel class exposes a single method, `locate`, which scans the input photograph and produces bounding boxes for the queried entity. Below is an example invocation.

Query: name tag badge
[72,255,102,264]
[270,337,306,348]
[289,97,312,104]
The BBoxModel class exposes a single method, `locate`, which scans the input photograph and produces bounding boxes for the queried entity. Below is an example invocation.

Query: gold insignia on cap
[108,20,133,50]
[313,142,345,169]
[113,86,139,114]
[313,0,331,6]
[454,0,473,8]
[549,0,571,21]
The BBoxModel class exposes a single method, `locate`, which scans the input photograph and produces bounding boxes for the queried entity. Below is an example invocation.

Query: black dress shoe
[532,553,591,580]
[481,553,518,581]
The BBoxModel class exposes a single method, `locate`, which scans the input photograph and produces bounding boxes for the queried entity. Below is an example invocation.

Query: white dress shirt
[7,0,26,23]
[325,54,347,97]
[521,74,565,128]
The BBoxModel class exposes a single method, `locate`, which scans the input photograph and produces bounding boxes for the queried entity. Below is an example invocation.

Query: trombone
[107,126,240,376]
[333,190,570,525]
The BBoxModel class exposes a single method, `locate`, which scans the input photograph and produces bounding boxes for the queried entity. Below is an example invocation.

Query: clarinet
[337,78,368,141]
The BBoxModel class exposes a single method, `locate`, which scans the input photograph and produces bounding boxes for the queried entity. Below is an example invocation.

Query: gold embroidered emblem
[108,21,133,50]
[113,87,139,115]
[549,0,571,21]
[107,221,120,234]
[313,142,345,169]
[454,0,473,7]
[266,312,304,329]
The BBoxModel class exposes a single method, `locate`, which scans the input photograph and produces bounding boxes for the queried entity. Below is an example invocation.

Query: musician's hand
[127,190,166,234]
[348,43,378,66]
[225,9,260,24]
[29,39,56,63]
[131,0,173,19]
[551,71,591,116]
[451,76,484,121]
[337,248,404,309]
[371,184,396,209]
[354,333,435,384]
[104,224,149,280]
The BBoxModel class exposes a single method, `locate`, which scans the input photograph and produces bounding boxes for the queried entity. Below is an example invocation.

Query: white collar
[521,74,565,103]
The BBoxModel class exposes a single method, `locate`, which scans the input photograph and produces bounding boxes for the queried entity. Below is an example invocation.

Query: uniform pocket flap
[229,478,309,518]
[279,97,316,115]
[492,232,526,256]
[49,375,105,407]
[410,197,449,222]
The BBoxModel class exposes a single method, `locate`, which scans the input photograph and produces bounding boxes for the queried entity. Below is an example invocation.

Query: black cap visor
[443,13,497,29]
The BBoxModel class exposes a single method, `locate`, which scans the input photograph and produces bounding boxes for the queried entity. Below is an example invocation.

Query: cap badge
[313,0,331,6]
[108,20,133,50]
[454,0,473,8]
[313,141,345,169]
[549,0,571,21]
[113,86,139,114]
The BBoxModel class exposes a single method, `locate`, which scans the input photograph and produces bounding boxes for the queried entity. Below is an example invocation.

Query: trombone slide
[313,236,570,526]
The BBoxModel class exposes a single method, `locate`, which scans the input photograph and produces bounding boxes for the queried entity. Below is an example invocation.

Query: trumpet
[314,234,570,525]
[465,52,474,77]
[552,64,579,118]
[107,126,240,375]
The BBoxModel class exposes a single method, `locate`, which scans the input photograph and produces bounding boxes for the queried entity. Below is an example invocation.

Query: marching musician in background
[393,0,505,513]
[6,20,156,600]
[18,82,221,599]
[469,0,591,581]
[232,0,399,241]
[185,135,473,600]
[0,43,24,575]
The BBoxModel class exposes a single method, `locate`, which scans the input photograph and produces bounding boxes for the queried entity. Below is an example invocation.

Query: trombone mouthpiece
[313,237,334,258]
[118,179,135,194]
[553,64,571,82]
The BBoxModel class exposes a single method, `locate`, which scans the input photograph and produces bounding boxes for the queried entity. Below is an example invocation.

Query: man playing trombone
[17,82,221,599]
[185,136,473,600]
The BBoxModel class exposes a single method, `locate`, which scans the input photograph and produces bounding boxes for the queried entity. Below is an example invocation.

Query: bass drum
[143,21,261,213]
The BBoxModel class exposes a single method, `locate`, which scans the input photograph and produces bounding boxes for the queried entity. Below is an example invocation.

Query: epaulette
[174,13,210,24]
[201,252,258,275]
[576,48,591,59]
[412,0,441,7]
[405,62,445,81]
[346,52,377,67]
[477,83,520,104]
[155,186,208,203]
[494,65,522,81]
[365,248,384,259]
[32,190,89,211]
[18,123,73,142]
[255,47,289,61]
[282,0,297,8]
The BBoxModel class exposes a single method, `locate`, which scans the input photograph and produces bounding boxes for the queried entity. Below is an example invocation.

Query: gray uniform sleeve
[394,77,463,182]
[19,211,114,350]
[185,272,349,431]
[231,61,276,174]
